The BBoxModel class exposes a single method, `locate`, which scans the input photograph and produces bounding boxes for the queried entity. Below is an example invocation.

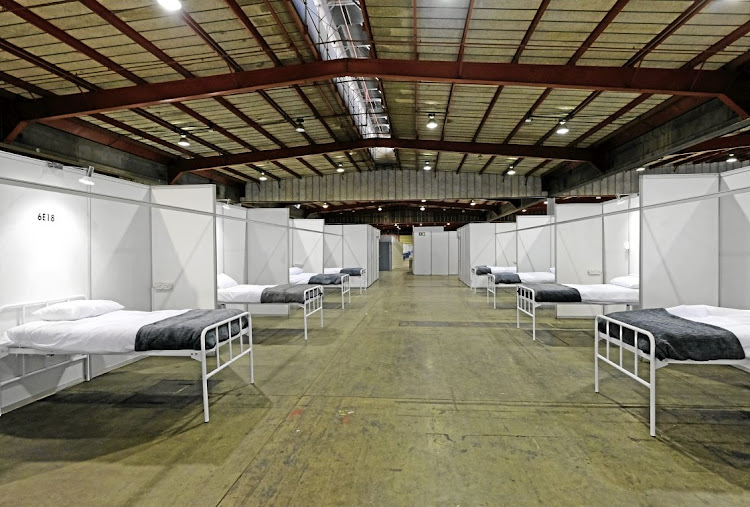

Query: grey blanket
[340,268,362,276]
[135,309,247,351]
[519,283,581,303]
[493,272,521,284]
[475,266,491,275]
[599,308,745,361]
[309,273,344,285]
[261,284,314,304]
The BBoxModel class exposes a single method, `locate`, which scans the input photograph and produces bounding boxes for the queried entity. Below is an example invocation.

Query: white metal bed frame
[486,273,523,309]
[225,285,324,341]
[595,314,749,436]
[321,273,350,309]
[517,284,635,341]
[0,296,254,423]
[349,268,367,294]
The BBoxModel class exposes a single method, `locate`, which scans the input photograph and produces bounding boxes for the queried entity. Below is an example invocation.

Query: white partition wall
[216,204,247,284]
[495,223,516,267]
[247,208,290,315]
[719,167,750,308]
[555,204,603,317]
[151,186,217,311]
[0,151,154,413]
[641,174,720,309]
[324,224,344,268]
[448,231,459,275]
[457,223,496,286]
[517,216,554,273]
[342,224,379,287]
[291,219,324,273]
[430,232,450,275]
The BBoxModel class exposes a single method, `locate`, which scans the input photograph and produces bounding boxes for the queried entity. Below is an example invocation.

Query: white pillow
[609,275,639,289]
[32,300,124,321]
[289,267,304,276]
[217,273,238,289]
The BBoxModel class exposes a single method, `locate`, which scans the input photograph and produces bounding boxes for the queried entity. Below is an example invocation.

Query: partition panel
[324,224,344,268]
[247,208,289,315]
[216,205,247,284]
[431,232,450,275]
[641,175,719,308]
[291,219,324,272]
[495,223,516,267]
[448,231,459,275]
[555,204,603,317]
[517,216,553,272]
[720,167,750,308]
[151,186,216,310]
[412,229,432,275]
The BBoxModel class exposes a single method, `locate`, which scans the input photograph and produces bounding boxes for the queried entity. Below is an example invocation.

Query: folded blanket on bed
[309,273,344,285]
[261,284,314,304]
[135,309,247,351]
[475,266,491,275]
[493,272,522,284]
[340,268,362,276]
[519,283,582,303]
[599,308,745,361]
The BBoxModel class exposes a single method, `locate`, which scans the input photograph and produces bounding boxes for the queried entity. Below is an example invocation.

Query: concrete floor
[0,270,748,506]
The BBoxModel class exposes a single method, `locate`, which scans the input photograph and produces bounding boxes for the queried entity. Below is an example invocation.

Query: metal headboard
[0,295,87,327]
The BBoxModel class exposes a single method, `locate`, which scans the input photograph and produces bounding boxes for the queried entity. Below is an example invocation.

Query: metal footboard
[302,285,324,340]
[516,285,539,340]
[486,273,497,309]
[196,311,254,423]
[594,315,658,436]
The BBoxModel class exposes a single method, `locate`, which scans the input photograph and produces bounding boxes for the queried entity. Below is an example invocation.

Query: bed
[470,266,516,292]
[486,269,556,309]
[289,268,350,309]
[217,274,323,340]
[0,296,253,423]
[595,305,750,436]
[516,276,640,340]
[324,267,367,294]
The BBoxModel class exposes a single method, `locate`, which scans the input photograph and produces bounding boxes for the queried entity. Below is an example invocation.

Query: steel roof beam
[12,59,745,123]
[171,138,594,173]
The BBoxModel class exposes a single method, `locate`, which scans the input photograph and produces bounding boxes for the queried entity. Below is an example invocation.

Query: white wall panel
[555,205,602,317]
[151,184,216,213]
[216,207,247,285]
[641,174,719,206]
[448,231,459,275]
[324,224,344,268]
[720,167,750,308]
[291,219,324,273]
[431,232,450,275]
[247,208,289,315]
[495,223,516,267]
[517,216,553,273]
[412,229,432,275]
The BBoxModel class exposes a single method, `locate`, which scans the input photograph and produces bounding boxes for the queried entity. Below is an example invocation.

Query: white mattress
[290,273,316,285]
[2,309,188,354]
[218,284,275,304]
[667,305,750,358]
[324,267,341,274]
[565,283,639,304]
[519,272,556,283]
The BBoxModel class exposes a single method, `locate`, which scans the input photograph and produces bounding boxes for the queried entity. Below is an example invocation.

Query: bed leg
[516,295,520,329]
[84,355,91,381]
[594,322,600,393]
[201,355,210,423]
[532,307,536,341]
[341,290,345,310]
[304,308,309,341]
[649,362,656,437]
[249,333,255,385]
[320,299,324,327]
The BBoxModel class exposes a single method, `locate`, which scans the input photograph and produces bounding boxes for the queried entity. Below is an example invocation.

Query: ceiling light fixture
[596,196,602,200]
[556,119,569,135]
[421,199,426,203]
[420,206,425,211]
[219,199,231,210]
[446,222,450,226]
[177,134,190,147]
[426,113,438,129]
[470,200,476,206]
[377,206,382,211]
[524,116,532,123]
[78,166,95,186]
[423,161,432,171]
[322,203,329,209]
[294,203,301,209]
[507,164,516,176]
[727,153,738,163]
[295,118,305,133]
[522,209,527,213]
[636,166,646,172]
[157,0,182,12]
[259,172,268,181]
[337,163,345,173]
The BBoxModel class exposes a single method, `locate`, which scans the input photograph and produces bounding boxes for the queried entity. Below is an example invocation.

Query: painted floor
[0,270,748,506]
